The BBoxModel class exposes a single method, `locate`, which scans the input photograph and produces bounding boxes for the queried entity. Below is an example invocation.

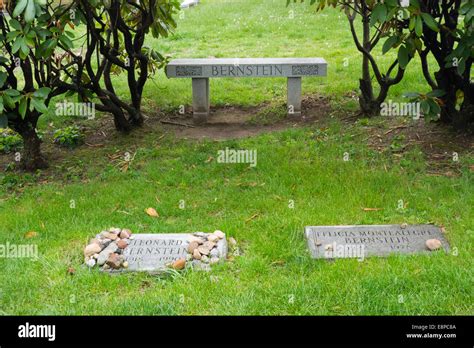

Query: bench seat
[165,58,327,123]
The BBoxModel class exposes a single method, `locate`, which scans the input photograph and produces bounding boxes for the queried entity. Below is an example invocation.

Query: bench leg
[192,78,210,124]
[287,77,302,117]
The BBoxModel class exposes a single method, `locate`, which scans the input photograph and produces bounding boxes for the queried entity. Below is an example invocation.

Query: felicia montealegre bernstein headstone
[305,225,449,260]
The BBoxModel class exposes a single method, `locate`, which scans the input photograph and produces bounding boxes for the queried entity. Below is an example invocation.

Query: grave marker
[305,224,449,259]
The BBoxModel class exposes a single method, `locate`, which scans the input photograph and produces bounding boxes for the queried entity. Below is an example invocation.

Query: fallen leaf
[362,208,382,212]
[116,210,131,215]
[271,260,285,266]
[67,267,75,276]
[245,213,260,222]
[171,258,186,270]
[145,207,159,217]
[24,231,38,239]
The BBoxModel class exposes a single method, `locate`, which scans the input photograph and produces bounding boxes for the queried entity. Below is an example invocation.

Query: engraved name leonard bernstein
[124,238,187,262]
[313,227,438,244]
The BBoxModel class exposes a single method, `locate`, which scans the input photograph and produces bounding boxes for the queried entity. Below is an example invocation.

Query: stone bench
[165,58,327,124]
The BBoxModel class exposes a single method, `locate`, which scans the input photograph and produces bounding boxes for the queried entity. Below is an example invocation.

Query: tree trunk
[128,109,144,127]
[17,126,48,171]
[435,69,474,130]
[359,78,381,116]
[359,4,378,116]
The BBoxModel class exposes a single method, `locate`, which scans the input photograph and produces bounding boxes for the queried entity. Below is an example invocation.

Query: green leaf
[33,87,51,99]
[19,96,28,118]
[0,113,7,127]
[11,37,24,54]
[3,94,14,109]
[427,98,441,115]
[409,15,416,31]
[382,36,398,54]
[13,0,28,18]
[403,92,420,98]
[420,100,430,114]
[397,45,410,69]
[41,38,57,57]
[457,57,466,75]
[30,97,48,114]
[415,15,423,37]
[0,72,7,88]
[4,89,20,97]
[59,34,73,49]
[370,4,387,26]
[9,19,22,31]
[24,0,36,23]
[426,90,445,98]
[421,12,439,32]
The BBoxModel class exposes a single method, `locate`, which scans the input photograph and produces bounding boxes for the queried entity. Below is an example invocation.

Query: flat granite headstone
[121,233,227,272]
[305,225,449,260]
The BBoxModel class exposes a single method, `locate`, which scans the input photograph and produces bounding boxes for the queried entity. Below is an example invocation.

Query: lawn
[0,0,473,315]
[41,0,436,127]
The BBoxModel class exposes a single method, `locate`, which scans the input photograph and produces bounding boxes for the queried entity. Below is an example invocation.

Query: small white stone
[86,258,96,268]
[426,239,442,251]
[214,230,225,239]
[210,248,219,258]
[84,243,102,257]
[207,234,219,243]
[210,257,219,265]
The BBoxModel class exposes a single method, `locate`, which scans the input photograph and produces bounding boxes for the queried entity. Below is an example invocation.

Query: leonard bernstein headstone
[305,224,449,260]
[121,233,227,272]
[122,234,188,272]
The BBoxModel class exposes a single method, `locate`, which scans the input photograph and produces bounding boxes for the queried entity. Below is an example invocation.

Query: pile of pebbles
[83,227,132,270]
[184,230,226,269]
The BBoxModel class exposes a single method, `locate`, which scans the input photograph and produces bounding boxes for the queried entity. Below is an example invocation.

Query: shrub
[0,128,23,153]
[53,126,85,148]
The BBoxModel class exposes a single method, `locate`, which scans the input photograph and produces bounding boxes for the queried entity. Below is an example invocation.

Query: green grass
[0,0,473,315]
[41,0,437,128]
[0,120,473,315]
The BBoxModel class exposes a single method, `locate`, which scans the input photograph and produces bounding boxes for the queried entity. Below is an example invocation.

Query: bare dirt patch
[1,94,472,186]
[157,95,332,140]
[363,117,473,176]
